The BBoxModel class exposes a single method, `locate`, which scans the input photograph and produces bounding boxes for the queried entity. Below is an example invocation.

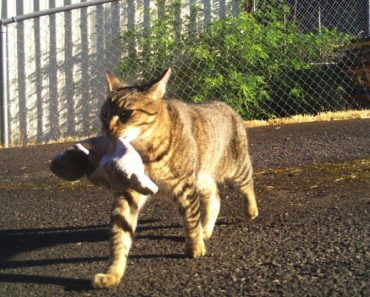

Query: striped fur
[93,69,258,288]
[93,189,147,289]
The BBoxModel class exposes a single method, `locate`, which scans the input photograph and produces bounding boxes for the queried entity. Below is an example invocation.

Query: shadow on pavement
[0,225,111,261]
[0,273,93,291]
[0,217,235,290]
[0,256,108,269]
[0,218,172,261]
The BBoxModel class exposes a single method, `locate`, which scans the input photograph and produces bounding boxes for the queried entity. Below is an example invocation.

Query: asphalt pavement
[0,119,369,297]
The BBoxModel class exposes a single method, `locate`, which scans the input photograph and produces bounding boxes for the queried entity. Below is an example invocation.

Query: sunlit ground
[245,109,370,127]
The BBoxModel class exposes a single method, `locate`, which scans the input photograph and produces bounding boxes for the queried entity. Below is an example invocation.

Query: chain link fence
[0,0,368,146]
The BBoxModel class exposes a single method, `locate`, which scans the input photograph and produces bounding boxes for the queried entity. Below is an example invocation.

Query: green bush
[118,1,353,119]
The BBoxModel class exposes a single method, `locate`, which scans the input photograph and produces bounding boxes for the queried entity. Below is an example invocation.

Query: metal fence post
[0,21,9,147]
[368,0,370,36]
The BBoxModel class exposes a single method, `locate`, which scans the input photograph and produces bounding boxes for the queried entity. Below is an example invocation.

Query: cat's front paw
[184,240,206,258]
[92,273,121,289]
[247,205,259,220]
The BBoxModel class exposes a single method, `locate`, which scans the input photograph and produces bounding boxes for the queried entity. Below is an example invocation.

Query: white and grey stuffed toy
[50,136,158,195]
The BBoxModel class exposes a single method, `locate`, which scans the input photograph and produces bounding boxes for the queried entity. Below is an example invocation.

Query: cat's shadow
[0,219,182,260]
[0,218,185,291]
[0,273,93,291]
[0,219,239,290]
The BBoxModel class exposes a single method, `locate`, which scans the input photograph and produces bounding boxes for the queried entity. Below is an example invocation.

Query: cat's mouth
[102,128,116,138]
[104,127,141,142]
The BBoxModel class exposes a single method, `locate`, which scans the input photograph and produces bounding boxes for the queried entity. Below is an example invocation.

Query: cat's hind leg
[176,179,206,258]
[240,180,258,220]
[197,173,220,241]
[92,190,147,289]
[234,167,258,220]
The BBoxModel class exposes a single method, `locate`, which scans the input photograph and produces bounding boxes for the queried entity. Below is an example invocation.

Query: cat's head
[101,69,171,140]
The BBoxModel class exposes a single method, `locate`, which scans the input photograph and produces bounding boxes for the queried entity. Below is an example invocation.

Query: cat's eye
[119,110,133,123]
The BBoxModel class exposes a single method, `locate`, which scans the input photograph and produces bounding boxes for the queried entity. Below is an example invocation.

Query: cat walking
[93,69,258,288]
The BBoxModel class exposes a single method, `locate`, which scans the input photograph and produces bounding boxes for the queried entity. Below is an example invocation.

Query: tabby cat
[93,69,258,289]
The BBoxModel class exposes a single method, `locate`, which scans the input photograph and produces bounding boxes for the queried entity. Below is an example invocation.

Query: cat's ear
[105,70,128,92]
[146,68,171,100]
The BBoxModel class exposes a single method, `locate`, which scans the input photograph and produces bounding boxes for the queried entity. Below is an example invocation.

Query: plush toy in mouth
[50,136,158,196]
